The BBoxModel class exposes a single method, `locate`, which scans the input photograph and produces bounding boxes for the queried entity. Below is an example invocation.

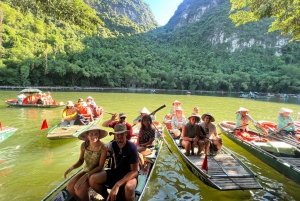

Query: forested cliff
[0,0,299,93]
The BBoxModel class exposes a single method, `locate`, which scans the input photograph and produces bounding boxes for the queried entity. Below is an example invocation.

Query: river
[0,90,299,201]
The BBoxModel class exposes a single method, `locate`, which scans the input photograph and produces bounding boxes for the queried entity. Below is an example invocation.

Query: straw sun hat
[66,101,74,107]
[188,113,201,122]
[201,112,215,122]
[78,126,108,141]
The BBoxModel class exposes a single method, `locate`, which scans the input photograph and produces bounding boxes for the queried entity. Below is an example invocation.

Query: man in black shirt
[90,123,139,201]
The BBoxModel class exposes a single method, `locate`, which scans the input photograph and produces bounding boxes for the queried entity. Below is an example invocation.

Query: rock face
[166,0,289,55]
[84,0,158,26]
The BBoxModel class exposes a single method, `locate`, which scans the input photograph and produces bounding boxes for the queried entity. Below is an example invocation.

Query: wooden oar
[104,111,115,115]
[267,124,293,137]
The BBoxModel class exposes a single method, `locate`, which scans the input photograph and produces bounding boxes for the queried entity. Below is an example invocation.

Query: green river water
[0,90,299,201]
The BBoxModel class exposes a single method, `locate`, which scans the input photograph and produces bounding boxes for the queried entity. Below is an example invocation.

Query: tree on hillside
[229,0,300,41]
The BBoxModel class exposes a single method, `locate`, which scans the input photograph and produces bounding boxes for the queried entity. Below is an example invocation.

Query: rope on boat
[41,167,83,201]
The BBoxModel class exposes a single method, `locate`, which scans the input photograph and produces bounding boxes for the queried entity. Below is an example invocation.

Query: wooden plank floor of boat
[279,157,300,170]
[180,149,261,190]
[48,125,86,138]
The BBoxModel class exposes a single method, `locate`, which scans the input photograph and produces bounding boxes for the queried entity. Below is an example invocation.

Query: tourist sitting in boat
[102,112,133,140]
[17,92,26,104]
[200,113,222,155]
[89,124,139,201]
[137,115,155,166]
[74,98,83,110]
[133,107,156,125]
[76,102,93,124]
[23,92,36,104]
[235,107,250,133]
[34,93,44,105]
[86,96,96,110]
[181,113,205,155]
[61,101,77,127]
[170,100,182,116]
[171,106,187,138]
[64,126,107,201]
[193,107,201,124]
[45,91,53,105]
[277,108,299,139]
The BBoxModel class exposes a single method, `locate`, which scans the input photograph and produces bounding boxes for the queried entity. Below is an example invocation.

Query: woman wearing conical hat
[277,108,299,139]
[235,107,250,133]
[133,107,156,125]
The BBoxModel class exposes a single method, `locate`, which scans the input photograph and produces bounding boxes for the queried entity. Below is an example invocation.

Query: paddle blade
[40,119,49,133]
[201,155,208,171]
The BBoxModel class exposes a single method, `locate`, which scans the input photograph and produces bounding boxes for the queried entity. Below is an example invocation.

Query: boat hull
[164,127,262,191]
[0,127,18,143]
[5,101,64,108]
[47,115,103,140]
[219,121,300,185]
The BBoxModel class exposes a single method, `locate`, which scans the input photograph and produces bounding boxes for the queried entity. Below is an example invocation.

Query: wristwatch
[86,173,89,178]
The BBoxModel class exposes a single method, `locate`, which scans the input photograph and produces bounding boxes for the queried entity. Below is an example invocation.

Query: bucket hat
[109,123,129,135]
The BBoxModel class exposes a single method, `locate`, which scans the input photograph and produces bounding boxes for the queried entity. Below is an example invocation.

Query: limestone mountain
[84,0,159,35]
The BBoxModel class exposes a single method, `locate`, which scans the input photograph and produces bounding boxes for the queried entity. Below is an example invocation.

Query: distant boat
[150,89,156,94]
[186,91,191,95]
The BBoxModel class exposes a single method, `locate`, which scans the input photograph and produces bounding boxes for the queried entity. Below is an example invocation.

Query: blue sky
[144,0,184,25]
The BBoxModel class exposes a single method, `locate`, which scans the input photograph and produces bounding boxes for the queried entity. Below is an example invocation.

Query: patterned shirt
[139,128,155,145]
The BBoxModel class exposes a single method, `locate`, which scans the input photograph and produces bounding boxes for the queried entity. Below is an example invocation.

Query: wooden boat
[5,88,64,108]
[5,100,64,108]
[247,115,300,148]
[47,110,104,140]
[219,121,300,185]
[42,128,163,201]
[164,127,262,191]
[0,126,18,143]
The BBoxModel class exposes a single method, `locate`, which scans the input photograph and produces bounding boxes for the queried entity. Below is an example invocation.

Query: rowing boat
[5,100,65,108]
[164,126,262,191]
[47,111,103,140]
[246,115,300,148]
[0,126,18,143]
[41,127,163,201]
[219,121,300,185]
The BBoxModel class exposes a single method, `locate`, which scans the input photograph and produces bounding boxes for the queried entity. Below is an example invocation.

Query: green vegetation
[230,0,300,41]
[0,0,299,93]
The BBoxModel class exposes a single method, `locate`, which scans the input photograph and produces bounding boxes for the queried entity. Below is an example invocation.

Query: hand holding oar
[267,123,294,138]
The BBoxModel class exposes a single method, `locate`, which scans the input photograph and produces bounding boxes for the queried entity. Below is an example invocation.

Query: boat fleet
[1,93,300,200]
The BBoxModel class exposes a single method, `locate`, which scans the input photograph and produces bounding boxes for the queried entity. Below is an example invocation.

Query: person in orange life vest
[74,98,83,110]
[61,101,78,127]
[86,96,96,110]
[34,93,44,105]
[78,102,93,122]
[102,112,133,140]
[24,92,36,104]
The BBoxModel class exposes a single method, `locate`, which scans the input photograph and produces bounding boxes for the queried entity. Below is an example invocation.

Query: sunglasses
[120,117,126,119]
